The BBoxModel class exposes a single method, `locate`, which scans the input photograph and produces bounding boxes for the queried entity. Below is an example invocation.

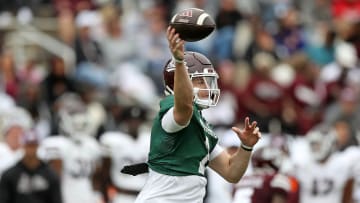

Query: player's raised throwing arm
[167,26,193,126]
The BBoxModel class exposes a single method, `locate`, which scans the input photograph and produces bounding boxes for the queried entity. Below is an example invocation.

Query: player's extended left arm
[209,117,261,183]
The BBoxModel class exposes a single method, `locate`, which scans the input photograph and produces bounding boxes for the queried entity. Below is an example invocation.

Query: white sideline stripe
[196,13,209,25]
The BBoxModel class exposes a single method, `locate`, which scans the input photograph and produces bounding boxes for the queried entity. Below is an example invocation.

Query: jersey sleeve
[161,107,190,133]
[209,144,224,161]
[38,136,68,161]
[99,132,126,156]
[85,137,104,162]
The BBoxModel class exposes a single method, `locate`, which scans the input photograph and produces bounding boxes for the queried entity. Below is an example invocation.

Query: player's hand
[167,26,185,61]
[231,117,261,148]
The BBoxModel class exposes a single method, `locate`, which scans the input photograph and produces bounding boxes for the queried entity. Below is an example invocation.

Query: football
[169,8,216,42]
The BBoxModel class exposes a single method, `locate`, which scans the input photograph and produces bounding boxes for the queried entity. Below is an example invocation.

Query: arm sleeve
[161,107,190,133]
[210,144,224,161]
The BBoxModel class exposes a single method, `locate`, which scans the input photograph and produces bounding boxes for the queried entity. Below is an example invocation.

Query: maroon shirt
[243,75,284,116]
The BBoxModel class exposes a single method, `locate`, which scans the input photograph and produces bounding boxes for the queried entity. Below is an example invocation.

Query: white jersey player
[100,130,150,203]
[292,125,355,203]
[38,93,103,203]
[39,134,102,203]
[341,146,360,203]
[99,106,150,203]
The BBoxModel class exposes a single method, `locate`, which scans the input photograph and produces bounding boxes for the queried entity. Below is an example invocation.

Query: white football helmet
[306,124,337,162]
[56,93,91,137]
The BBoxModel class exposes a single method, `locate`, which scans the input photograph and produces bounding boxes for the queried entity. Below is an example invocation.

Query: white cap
[0,107,33,136]
[0,92,15,111]
[335,42,358,69]
[271,63,295,87]
[75,10,100,28]
[253,52,276,70]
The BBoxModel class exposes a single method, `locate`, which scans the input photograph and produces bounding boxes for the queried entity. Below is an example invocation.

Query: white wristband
[240,143,253,151]
[173,56,184,64]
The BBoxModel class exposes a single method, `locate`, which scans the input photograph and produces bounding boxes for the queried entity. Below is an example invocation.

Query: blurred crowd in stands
[0,0,359,203]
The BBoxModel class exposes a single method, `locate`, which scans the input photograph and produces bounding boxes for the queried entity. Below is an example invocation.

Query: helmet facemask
[58,108,90,137]
[191,72,220,109]
[307,126,337,162]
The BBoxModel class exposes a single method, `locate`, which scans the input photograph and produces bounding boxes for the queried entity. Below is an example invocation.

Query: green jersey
[147,95,219,177]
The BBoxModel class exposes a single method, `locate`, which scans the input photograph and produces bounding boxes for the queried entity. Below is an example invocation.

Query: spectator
[242,52,283,133]
[333,119,358,151]
[286,53,327,134]
[42,57,74,106]
[17,83,51,141]
[0,106,33,177]
[273,8,306,59]
[305,26,336,67]
[320,42,360,104]
[41,57,75,135]
[0,124,24,177]
[212,0,245,61]
[99,6,139,72]
[0,130,62,203]
[137,12,171,94]
[244,28,279,66]
[215,0,244,30]
[331,0,360,21]
[0,50,19,98]
[74,10,103,66]
[17,59,45,85]
[324,87,360,141]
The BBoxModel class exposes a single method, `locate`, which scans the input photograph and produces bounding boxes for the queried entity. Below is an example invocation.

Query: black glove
[121,162,149,176]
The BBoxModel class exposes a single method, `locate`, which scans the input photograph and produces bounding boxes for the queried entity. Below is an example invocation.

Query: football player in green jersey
[134,27,262,203]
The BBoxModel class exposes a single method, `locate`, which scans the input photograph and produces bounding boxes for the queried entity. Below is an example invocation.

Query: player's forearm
[173,61,193,119]
[226,147,252,183]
